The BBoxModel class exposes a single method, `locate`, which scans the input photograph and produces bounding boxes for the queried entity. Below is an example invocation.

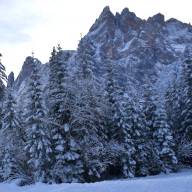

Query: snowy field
[0,169,192,192]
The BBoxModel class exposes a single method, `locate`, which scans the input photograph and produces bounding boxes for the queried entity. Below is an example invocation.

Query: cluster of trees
[0,38,191,184]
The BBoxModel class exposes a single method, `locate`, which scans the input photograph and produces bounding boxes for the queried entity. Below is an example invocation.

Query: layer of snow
[120,39,134,51]
[89,22,106,36]
[0,169,192,192]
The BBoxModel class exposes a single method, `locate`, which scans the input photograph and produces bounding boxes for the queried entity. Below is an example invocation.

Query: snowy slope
[0,169,192,192]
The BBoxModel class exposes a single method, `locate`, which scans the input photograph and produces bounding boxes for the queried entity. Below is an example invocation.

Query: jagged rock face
[90,6,116,37]
[89,7,191,69]
[86,6,191,82]
[117,8,143,32]
[13,6,192,102]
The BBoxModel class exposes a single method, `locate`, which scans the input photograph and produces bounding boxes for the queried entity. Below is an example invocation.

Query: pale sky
[0,0,192,77]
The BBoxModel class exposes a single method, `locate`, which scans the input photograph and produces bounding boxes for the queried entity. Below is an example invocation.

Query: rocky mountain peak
[116,7,143,32]
[100,6,113,18]
[120,7,136,19]
[89,6,115,34]
[147,13,165,24]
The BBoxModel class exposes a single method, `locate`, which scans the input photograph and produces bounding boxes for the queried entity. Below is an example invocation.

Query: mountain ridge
[13,6,192,102]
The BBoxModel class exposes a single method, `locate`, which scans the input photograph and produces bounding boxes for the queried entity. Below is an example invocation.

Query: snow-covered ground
[0,169,192,192]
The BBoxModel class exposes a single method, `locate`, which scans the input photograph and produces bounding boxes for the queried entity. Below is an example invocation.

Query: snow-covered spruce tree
[0,57,7,101]
[76,37,96,80]
[24,56,52,182]
[142,77,156,138]
[0,108,3,130]
[134,100,150,177]
[104,49,138,178]
[0,85,23,180]
[115,80,149,177]
[140,77,161,176]
[72,37,107,182]
[180,46,192,141]
[48,46,83,183]
[165,64,184,145]
[103,46,119,141]
[0,58,7,129]
[177,137,192,165]
[114,90,136,178]
[103,48,129,177]
[153,100,178,173]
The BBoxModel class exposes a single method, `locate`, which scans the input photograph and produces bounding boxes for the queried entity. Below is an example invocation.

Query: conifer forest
[0,6,192,185]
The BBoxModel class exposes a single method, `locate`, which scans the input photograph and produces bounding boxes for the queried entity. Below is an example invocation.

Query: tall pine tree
[0,57,7,129]
[181,46,192,141]
[48,46,83,183]
[0,56,6,100]
[0,86,22,180]
[153,99,177,173]
[72,37,107,181]
[24,56,52,182]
